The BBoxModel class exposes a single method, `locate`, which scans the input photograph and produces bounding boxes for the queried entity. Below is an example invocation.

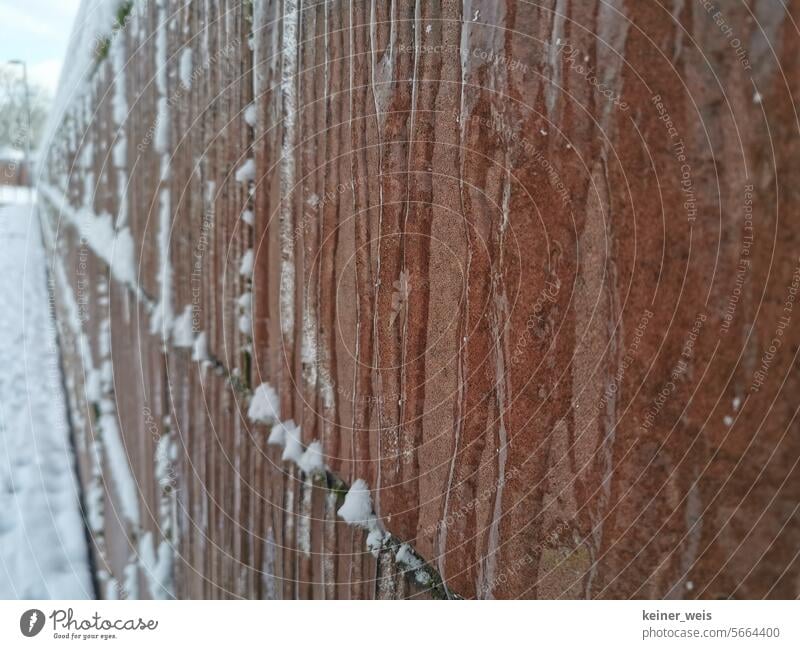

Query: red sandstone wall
[39,0,800,599]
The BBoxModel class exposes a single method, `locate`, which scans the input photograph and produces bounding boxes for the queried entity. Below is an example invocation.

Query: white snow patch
[248,383,280,424]
[154,97,170,154]
[235,159,256,183]
[38,185,138,289]
[122,560,139,599]
[112,137,127,168]
[151,189,173,341]
[138,532,174,599]
[155,3,168,94]
[155,434,176,488]
[85,368,104,404]
[297,440,325,475]
[172,305,194,348]
[239,249,254,277]
[281,423,304,464]
[395,543,423,570]
[267,418,294,446]
[111,36,127,125]
[97,399,140,527]
[366,528,389,558]
[237,291,252,335]
[395,543,430,585]
[109,227,137,286]
[192,331,209,362]
[244,103,257,127]
[238,313,252,335]
[179,47,193,88]
[337,479,376,530]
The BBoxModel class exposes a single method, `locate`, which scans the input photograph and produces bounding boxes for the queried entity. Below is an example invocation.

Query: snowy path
[0,199,93,598]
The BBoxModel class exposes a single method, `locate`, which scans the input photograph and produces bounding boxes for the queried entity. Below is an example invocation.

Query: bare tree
[0,67,50,152]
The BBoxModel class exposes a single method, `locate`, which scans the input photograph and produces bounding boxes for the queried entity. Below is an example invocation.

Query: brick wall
[38,0,800,599]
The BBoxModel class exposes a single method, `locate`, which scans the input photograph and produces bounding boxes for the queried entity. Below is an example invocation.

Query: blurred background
[0,0,78,201]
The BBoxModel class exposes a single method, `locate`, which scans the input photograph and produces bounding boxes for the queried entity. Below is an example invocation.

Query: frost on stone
[337,479,376,530]
[298,440,325,475]
[248,382,280,424]
[239,249,254,277]
[172,305,194,348]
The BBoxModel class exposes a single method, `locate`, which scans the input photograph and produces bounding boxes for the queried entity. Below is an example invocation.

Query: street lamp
[7,59,32,187]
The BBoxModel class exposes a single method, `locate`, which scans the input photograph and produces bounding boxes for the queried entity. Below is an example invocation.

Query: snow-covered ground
[0,197,93,598]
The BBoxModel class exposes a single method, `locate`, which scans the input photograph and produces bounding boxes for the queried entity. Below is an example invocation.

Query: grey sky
[0,0,81,93]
